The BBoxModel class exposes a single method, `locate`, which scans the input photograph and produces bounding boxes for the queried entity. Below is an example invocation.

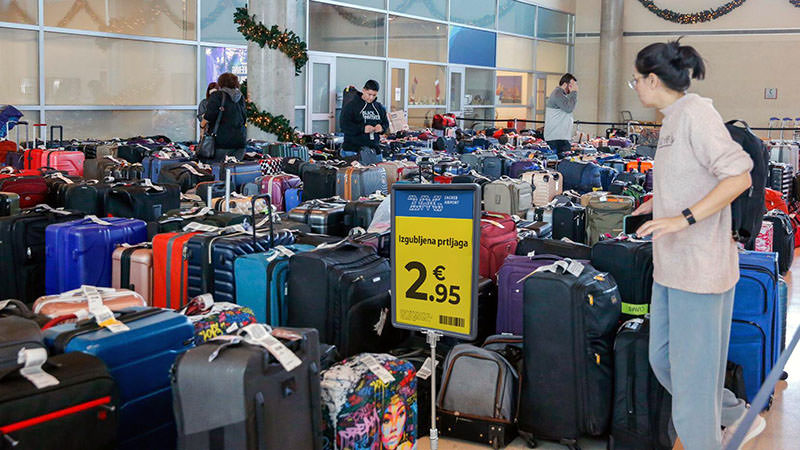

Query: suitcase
[609,318,673,450]
[150,207,247,236]
[234,244,317,324]
[524,170,563,207]
[157,162,214,193]
[112,243,154,304]
[259,156,284,175]
[179,298,257,346]
[83,155,140,181]
[552,203,587,243]
[342,199,382,231]
[586,195,635,245]
[767,162,793,199]
[437,341,520,448]
[377,160,418,189]
[288,198,348,236]
[763,209,795,274]
[26,149,85,176]
[105,181,181,221]
[43,172,82,207]
[321,353,416,450]
[0,300,46,369]
[483,177,533,216]
[0,206,84,302]
[258,174,302,211]
[479,212,518,281]
[61,181,112,216]
[615,171,646,187]
[728,251,781,403]
[480,155,510,180]
[282,157,310,176]
[141,155,189,183]
[508,160,540,179]
[0,191,20,216]
[516,237,592,260]
[0,351,119,450]
[285,188,303,212]
[626,160,654,173]
[268,142,310,160]
[45,216,148,295]
[519,259,621,443]
[301,163,339,200]
[173,326,322,450]
[335,166,388,200]
[516,220,553,239]
[211,160,261,192]
[496,254,573,335]
[286,243,406,356]
[33,286,147,319]
[754,220,774,252]
[768,142,800,174]
[591,237,654,318]
[557,160,602,193]
[598,165,619,191]
[44,307,195,450]
[0,175,48,208]
[152,231,201,310]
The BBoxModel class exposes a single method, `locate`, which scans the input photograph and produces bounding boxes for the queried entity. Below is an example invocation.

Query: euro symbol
[433,265,445,281]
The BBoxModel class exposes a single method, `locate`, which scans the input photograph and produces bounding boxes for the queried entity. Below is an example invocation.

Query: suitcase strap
[119,247,138,291]
[52,307,162,353]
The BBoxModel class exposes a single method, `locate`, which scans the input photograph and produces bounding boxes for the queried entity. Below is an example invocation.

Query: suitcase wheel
[781,370,789,381]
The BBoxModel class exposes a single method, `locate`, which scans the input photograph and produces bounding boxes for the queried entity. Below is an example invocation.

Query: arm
[550,89,578,113]
[340,102,365,136]
[376,103,390,134]
[203,93,221,125]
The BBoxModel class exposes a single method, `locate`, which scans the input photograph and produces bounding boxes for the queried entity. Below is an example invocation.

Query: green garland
[637,0,746,24]
[234,7,307,142]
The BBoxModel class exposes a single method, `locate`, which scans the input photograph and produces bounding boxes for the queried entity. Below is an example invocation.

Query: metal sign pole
[426,329,442,450]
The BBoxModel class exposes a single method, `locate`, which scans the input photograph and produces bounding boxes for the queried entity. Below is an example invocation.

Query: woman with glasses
[630,40,764,449]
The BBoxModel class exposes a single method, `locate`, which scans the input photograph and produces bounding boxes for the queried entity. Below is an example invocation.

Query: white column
[247,0,297,141]
[597,0,624,125]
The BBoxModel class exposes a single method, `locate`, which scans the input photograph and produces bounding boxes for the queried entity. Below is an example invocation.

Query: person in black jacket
[201,72,247,162]
[340,80,389,163]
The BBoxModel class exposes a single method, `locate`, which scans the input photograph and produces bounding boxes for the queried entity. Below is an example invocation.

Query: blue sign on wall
[448,26,496,68]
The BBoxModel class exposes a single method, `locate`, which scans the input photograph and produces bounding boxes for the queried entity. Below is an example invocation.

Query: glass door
[534,74,548,123]
[448,66,465,123]
[307,55,336,134]
[389,62,408,113]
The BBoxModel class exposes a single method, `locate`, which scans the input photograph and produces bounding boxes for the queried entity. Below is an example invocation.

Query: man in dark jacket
[340,80,389,163]
[202,72,247,162]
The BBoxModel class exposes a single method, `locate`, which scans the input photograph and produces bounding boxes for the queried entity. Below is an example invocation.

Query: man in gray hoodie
[544,73,578,157]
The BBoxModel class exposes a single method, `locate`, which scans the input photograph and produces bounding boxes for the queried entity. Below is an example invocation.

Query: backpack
[342,85,361,109]
[725,120,769,248]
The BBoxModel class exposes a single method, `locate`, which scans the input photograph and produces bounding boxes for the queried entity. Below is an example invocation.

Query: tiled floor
[419,250,800,450]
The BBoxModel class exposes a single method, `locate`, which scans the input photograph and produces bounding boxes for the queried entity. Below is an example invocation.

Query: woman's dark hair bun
[635,38,705,91]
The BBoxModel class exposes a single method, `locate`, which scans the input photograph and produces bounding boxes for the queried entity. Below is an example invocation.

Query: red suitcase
[0,175,48,208]
[38,150,85,176]
[152,231,201,309]
[479,212,518,281]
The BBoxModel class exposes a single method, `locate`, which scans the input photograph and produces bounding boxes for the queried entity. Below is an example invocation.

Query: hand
[636,216,688,240]
[200,119,208,129]
[569,80,578,92]
[364,125,375,133]
[632,199,653,216]
[374,124,383,133]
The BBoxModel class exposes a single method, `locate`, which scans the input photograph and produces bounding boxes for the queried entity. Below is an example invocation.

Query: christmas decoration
[240,82,299,143]
[636,0,746,24]
[791,0,800,7]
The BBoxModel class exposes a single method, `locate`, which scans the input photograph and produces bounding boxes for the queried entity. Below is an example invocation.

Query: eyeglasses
[628,75,643,90]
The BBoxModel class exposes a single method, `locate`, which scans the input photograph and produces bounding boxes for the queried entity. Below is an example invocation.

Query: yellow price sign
[391,185,480,339]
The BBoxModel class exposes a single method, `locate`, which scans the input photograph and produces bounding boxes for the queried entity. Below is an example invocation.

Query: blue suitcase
[44,307,194,450]
[557,160,602,193]
[481,156,504,179]
[728,251,782,403]
[234,243,316,324]
[141,156,188,183]
[45,216,148,294]
[597,165,619,191]
[285,188,302,211]
[211,160,261,192]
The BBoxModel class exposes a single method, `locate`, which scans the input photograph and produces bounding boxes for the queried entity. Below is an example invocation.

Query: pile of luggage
[0,121,788,450]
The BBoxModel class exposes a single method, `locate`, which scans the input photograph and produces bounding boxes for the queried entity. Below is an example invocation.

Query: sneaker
[722,408,767,449]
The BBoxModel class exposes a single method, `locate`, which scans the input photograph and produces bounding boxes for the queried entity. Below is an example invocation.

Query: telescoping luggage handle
[251,193,274,248]
[4,120,28,152]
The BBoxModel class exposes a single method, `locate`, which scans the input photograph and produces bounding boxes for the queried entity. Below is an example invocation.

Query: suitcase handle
[251,193,274,247]
[50,125,63,146]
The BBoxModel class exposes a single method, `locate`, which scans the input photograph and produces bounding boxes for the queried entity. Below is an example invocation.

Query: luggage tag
[34,204,74,215]
[373,308,388,336]
[240,324,302,372]
[103,155,125,165]
[416,357,438,380]
[84,215,113,226]
[17,347,59,389]
[183,222,221,233]
[140,178,164,192]
[49,172,74,184]
[182,164,206,177]
[82,285,129,333]
[361,354,396,385]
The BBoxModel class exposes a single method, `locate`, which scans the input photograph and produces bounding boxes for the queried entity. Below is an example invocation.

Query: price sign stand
[390,184,481,450]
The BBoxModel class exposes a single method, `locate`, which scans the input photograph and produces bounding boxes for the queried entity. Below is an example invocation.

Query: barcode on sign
[439,315,464,328]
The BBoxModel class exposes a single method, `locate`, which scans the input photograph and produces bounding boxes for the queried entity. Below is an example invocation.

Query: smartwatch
[682,208,696,225]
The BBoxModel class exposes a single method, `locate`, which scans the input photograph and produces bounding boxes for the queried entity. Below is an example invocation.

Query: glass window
[44,33,196,105]
[496,71,532,106]
[461,107,495,130]
[408,108,445,129]
[201,46,247,89]
[536,41,568,73]
[537,8,571,43]
[336,58,386,106]
[340,0,385,8]
[450,0,496,29]
[448,26,496,68]
[496,35,534,71]
[0,0,37,24]
[44,0,196,40]
[309,1,386,57]
[497,0,535,37]
[0,28,38,105]
[294,109,305,132]
[408,64,446,107]
[495,106,529,124]
[15,111,40,136]
[201,0,247,44]
[295,0,307,40]
[389,0,446,21]
[44,110,196,141]
[388,16,447,63]
[465,68,494,106]
[295,69,306,107]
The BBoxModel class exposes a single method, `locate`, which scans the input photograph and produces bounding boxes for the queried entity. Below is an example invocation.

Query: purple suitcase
[258,174,302,211]
[496,254,589,334]
[508,160,540,179]
[645,170,653,192]
[45,216,148,294]
[6,151,24,170]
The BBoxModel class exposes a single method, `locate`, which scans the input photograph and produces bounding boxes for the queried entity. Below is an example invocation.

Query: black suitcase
[105,182,181,221]
[172,327,322,450]
[0,352,118,450]
[591,238,654,318]
[281,157,309,176]
[516,220,553,239]
[0,300,45,369]
[62,181,113,216]
[44,173,82,207]
[150,208,248,235]
[0,192,20,216]
[519,260,621,446]
[342,199,382,231]
[516,237,592,260]
[609,318,673,450]
[552,204,587,243]
[615,171,646,187]
[0,206,84,303]
[767,162,793,199]
[286,243,406,356]
[300,164,339,200]
[152,163,214,193]
[763,209,795,274]
[287,198,348,236]
[195,181,226,205]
